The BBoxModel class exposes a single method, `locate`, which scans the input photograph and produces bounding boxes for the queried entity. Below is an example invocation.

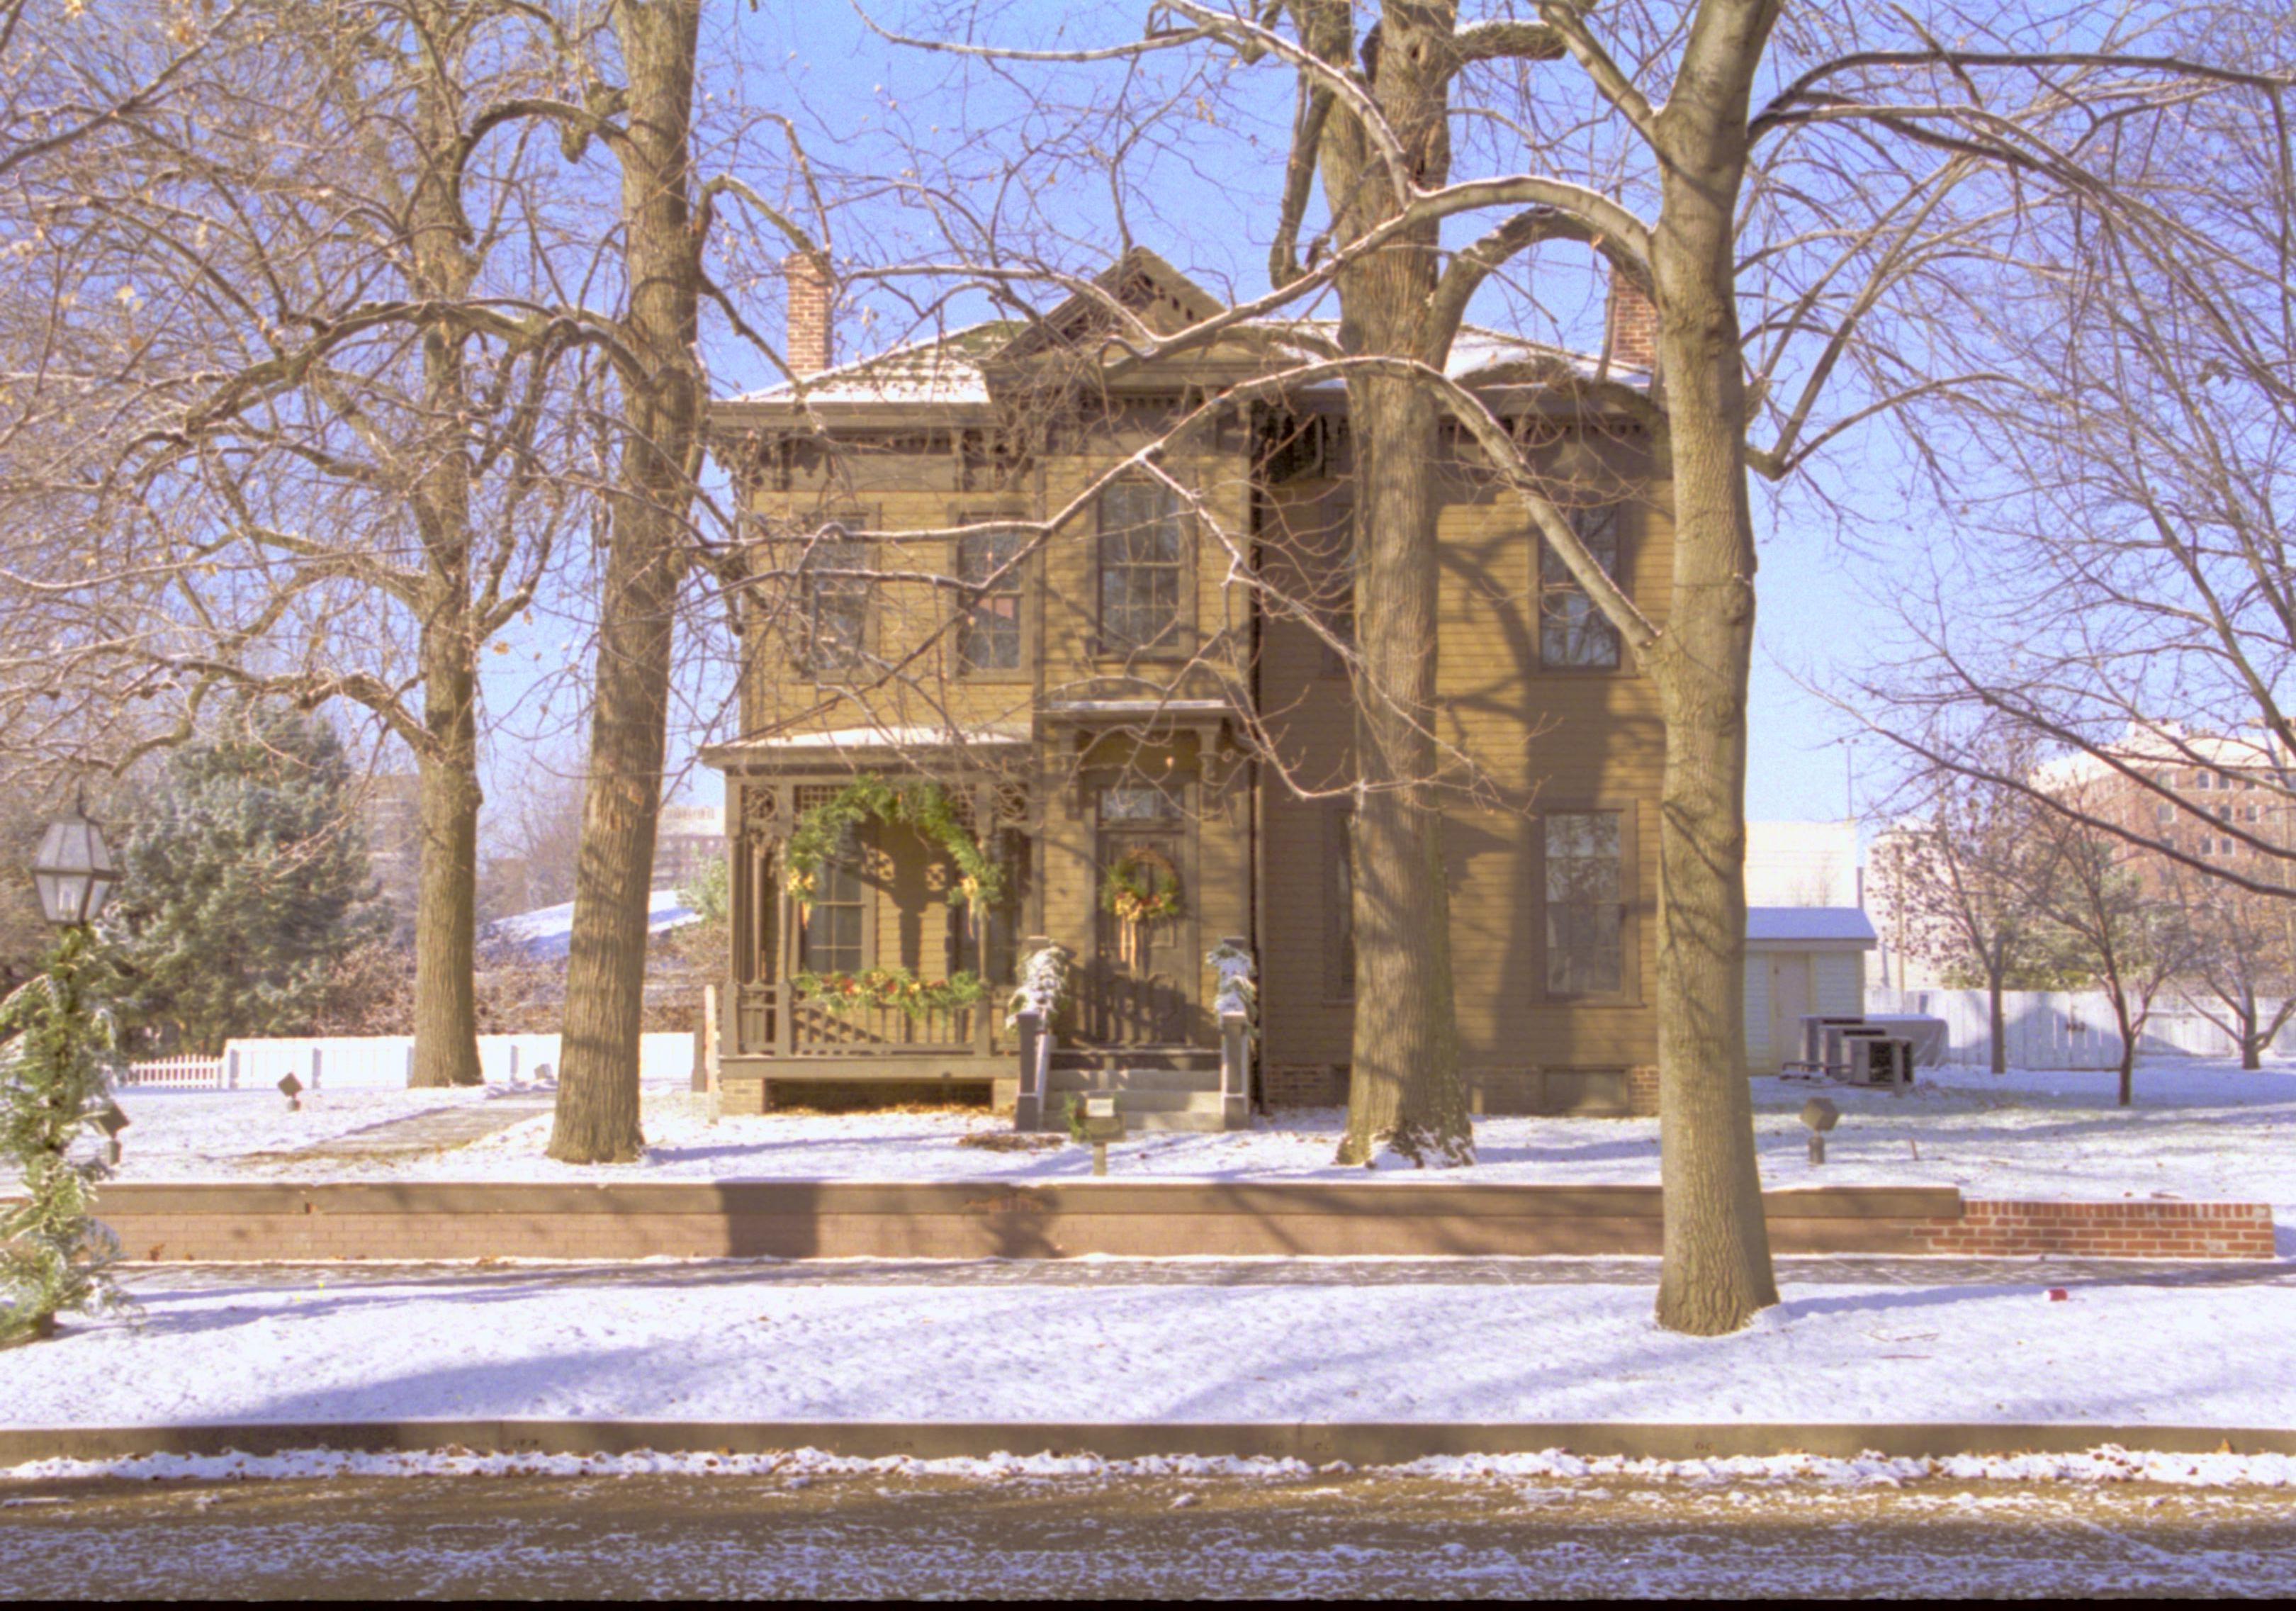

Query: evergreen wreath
[1100,846,1182,969]
[782,775,1004,914]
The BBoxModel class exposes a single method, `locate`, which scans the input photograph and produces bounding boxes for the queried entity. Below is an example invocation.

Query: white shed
[1743,907,1877,1073]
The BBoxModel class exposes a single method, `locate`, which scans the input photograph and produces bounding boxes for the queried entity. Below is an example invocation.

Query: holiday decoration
[1100,846,1183,969]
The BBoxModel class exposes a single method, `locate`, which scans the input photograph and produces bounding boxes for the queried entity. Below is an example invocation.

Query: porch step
[1047,1065,1221,1095]
[1033,1074,1241,1133]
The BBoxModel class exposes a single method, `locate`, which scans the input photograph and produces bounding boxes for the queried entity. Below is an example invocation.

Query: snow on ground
[103,1060,2296,1220]
[10,1442,2296,1490]
[0,1266,2289,1438]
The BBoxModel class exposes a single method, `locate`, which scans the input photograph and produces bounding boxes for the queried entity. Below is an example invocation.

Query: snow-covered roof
[703,723,1032,760]
[724,320,1019,409]
[718,252,1645,415]
[2031,722,2292,793]
[483,889,699,963]
[1746,906,1877,947]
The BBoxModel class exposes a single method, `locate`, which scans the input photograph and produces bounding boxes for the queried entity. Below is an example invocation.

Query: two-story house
[703,249,1666,1127]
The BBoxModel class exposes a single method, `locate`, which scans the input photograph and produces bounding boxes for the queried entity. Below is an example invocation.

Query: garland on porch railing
[790,967,987,1018]
[1099,846,1182,970]
[783,776,1005,915]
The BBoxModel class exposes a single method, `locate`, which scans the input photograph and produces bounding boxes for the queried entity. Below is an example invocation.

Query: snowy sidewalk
[4,1261,2292,1434]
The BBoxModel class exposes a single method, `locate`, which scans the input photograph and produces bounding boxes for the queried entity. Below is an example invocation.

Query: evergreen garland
[0,929,128,1346]
[783,776,1004,913]
[789,966,987,1017]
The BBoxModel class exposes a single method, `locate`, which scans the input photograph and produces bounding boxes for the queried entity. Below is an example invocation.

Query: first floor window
[1546,810,1624,997]
[799,829,865,974]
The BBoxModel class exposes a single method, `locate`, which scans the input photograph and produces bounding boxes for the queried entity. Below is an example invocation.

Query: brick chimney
[787,254,834,378]
[1606,266,1659,379]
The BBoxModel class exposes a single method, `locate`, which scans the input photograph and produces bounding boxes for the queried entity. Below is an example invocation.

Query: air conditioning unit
[1841,1035,1913,1091]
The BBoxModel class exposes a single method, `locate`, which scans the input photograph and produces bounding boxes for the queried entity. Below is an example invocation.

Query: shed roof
[1746,906,1877,947]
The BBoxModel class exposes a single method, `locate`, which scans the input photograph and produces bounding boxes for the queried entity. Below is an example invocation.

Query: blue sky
[483,1,1879,829]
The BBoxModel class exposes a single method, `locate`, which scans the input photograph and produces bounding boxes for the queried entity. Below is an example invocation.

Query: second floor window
[957,529,1024,673]
[802,529,870,674]
[1098,482,1185,653]
[1540,506,1621,669]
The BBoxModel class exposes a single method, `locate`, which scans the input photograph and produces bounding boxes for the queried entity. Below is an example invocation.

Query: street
[4,1467,2292,1598]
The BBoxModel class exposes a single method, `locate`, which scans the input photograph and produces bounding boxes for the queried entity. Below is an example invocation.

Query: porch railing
[732,982,1002,1060]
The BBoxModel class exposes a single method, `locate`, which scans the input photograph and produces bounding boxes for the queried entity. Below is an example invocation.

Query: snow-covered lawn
[103,1060,2296,1218]
[0,1263,2290,1438]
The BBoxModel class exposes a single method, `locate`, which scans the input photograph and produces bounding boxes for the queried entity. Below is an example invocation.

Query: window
[801,527,870,674]
[2195,770,2212,791]
[1327,805,1355,1001]
[1539,506,1622,669]
[2217,804,2232,823]
[2154,802,2175,826]
[1098,784,1181,822]
[1098,482,1186,653]
[798,827,865,974]
[957,528,1024,673]
[1546,811,1624,997]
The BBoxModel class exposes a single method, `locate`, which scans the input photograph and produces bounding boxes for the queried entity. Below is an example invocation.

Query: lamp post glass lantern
[32,811,118,929]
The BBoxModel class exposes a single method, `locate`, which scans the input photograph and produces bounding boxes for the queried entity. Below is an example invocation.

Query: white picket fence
[1867,987,2294,1068]
[108,1034,697,1091]
[112,1055,228,1089]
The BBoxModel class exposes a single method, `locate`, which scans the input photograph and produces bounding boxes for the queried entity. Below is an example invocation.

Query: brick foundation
[48,1183,2277,1263]
[1262,1063,1346,1108]
[1626,1065,1660,1117]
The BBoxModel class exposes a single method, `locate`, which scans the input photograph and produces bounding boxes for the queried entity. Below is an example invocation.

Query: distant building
[653,803,724,892]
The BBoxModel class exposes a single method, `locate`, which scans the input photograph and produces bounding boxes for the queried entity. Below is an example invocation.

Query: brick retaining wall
[47,1181,2276,1263]
[1915,1199,2275,1259]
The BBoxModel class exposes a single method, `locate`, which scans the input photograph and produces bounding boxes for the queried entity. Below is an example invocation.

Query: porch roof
[702,722,1032,770]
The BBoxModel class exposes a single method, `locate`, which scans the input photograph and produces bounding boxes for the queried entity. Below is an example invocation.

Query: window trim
[1093,477,1195,661]
[1324,800,1356,1005]
[1534,504,1631,676]
[1534,802,1642,1006]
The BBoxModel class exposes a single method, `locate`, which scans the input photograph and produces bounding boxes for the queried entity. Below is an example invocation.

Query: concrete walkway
[259,1098,551,1164]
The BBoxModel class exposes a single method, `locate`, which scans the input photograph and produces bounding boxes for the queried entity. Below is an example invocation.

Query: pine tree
[0,930,127,1345]
[106,702,390,1054]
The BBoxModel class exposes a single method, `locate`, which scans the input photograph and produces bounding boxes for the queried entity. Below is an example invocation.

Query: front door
[1084,783,1193,1045]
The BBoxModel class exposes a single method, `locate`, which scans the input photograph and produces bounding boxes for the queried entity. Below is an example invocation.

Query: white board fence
[111,1034,697,1091]
[1866,987,2295,1069]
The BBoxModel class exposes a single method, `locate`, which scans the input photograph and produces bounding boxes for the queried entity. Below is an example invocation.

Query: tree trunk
[1987,968,2008,1075]
[2240,985,2261,1070]
[1321,1,1472,1168]
[549,0,703,1164]
[2108,991,2136,1107]
[1647,0,1782,1334]
[1335,374,1470,1167]
[403,6,483,1091]
[408,636,482,1088]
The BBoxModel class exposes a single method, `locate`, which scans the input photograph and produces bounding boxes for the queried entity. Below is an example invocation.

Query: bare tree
[2031,785,2188,1106]
[2162,863,2296,1070]
[1873,741,2061,1074]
